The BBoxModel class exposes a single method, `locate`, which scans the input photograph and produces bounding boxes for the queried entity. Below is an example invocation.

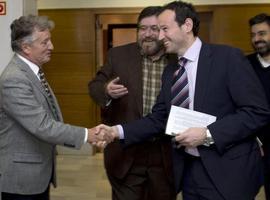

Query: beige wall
[37,0,269,9]
[0,0,37,74]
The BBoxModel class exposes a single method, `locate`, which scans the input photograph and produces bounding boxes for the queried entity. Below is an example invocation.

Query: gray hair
[10,15,54,52]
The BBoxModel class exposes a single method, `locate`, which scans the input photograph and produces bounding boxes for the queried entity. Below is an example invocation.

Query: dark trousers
[2,186,49,200]
[182,154,225,200]
[107,142,176,200]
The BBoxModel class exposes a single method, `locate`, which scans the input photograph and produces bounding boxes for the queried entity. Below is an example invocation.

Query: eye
[162,27,168,32]
[138,25,147,32]
[150,25,159,32]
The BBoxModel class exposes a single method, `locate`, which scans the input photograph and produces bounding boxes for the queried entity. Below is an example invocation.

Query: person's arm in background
[88,49,127,107]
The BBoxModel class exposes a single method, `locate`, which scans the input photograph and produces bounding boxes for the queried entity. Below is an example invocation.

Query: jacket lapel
[127,45,143,115]
[15,55,62,121]
[194,43,213,111]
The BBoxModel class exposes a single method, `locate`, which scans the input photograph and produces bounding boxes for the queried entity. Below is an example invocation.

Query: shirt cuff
[116,125,124,139]
[84,128,88,143]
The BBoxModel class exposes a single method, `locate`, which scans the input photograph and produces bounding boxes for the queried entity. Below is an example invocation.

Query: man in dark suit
[96,1,270,200]
[0,15,108,200]
[247,13,270,200]
[89,6,176,200]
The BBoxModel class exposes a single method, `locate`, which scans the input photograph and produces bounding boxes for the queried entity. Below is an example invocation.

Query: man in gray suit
[0,15,109,200]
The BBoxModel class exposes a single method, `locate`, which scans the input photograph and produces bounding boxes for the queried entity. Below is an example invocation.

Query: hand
[87,124,119,148]
[106,77,128,99]
[173,127,207,148]
[96,124,120,141]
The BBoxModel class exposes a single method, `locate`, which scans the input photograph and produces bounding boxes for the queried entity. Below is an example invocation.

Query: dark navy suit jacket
[122,43,270,200]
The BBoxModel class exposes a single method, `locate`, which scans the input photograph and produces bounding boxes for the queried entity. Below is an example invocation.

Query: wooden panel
[39,9,94,53]
[198,12,212,43]
[56,94,97,127]
[212,4,270,53]
[43,53,94,94]
[98,14,138,29]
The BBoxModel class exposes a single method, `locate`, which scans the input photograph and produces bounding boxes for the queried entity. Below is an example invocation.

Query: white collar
[16,53,40,76]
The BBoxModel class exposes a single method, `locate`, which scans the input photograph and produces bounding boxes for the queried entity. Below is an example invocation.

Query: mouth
[163,40,170,48]
[254,41,266,47]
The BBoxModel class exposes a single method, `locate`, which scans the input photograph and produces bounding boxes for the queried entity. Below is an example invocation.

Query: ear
[183,18,193,33]
[21,42,31,55]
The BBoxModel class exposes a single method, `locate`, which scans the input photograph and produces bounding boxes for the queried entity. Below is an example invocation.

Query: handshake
[87,124,120,148]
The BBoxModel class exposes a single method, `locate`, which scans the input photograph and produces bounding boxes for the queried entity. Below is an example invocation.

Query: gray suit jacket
[0,55,85,195]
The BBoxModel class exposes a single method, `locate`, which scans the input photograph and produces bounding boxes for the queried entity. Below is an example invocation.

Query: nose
[144,28,154,37]
[159,30,164,41]
[48,40,54,50]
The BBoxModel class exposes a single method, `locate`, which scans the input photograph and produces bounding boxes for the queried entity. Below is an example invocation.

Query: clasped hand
[87,124,119,148]
[173,127,207,148]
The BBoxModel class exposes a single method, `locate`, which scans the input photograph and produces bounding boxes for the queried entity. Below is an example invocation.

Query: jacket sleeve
[88,49,114,107]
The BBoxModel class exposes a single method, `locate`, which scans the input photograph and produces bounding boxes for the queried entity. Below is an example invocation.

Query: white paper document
[165,105,217,136]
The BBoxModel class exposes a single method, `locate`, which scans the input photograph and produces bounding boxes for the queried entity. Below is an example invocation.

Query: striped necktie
[171,57,189,108]
[38,69,59,120]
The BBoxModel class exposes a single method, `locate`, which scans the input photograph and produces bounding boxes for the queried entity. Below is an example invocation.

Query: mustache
[254,41,267,45]
[142,37,158,42]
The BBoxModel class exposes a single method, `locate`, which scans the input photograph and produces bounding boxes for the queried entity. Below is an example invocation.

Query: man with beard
[247,13,270,200]
[88,6,177,200]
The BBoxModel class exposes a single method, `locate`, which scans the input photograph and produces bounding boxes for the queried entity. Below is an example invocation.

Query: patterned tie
[38,69,59,120]
[171,58,200,156]
[171,57,189,108]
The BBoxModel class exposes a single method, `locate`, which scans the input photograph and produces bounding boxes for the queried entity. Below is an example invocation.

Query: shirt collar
[16,53,40,76]
[257,54,270,68]
[180,37,202,62]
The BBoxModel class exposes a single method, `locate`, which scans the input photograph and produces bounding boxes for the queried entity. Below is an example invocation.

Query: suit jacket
[0,55,85,195]
[247,53,270,144]
[89,43,176,186]
[121,43,270,200]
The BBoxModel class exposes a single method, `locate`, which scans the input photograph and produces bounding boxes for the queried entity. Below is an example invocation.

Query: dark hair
[249,13,270,27]
[10,15,54,52]
[161,0,200,36]
[137,6,162,24]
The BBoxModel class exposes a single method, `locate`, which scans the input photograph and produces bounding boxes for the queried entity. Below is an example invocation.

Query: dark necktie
[38,69,59,120]
[171,57,189,108]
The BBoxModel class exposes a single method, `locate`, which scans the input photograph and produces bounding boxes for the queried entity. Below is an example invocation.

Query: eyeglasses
[138,25,160,33]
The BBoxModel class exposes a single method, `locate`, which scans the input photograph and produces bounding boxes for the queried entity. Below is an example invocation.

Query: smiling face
[251,22,270,57]
[137,15,164,56]
[158,9,194,56]
[22,28,54,67]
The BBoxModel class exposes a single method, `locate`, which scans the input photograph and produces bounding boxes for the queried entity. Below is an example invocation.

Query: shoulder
[246,53,257,61]
[0,58,28,86]
[204,43,242,53]
[201,43,245,61]
[108,42,140,55]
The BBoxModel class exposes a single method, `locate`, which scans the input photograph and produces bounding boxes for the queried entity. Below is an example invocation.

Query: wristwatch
[203,129,214,146]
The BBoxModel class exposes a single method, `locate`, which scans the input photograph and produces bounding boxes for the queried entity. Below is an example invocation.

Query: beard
[253,40,270,57]
[138,37,164,56]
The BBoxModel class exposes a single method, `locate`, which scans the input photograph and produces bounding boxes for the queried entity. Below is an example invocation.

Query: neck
[178,36,196,57]
[261,53,270,62]
[148,49,165,61]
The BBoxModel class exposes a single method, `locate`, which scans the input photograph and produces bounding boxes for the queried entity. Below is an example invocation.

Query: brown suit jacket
[88,43,175,187]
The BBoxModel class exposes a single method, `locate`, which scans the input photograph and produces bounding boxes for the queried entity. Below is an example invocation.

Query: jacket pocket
[224,143,258,160]
[13,152,43,164]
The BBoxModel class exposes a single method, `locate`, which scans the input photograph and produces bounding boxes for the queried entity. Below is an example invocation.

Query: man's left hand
[174,127,207,148]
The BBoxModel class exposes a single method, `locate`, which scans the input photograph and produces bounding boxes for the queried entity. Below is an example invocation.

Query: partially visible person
[247,13,270,200]
[88,6,177,200]
[96,1,270,200]
[0,15,109,200]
